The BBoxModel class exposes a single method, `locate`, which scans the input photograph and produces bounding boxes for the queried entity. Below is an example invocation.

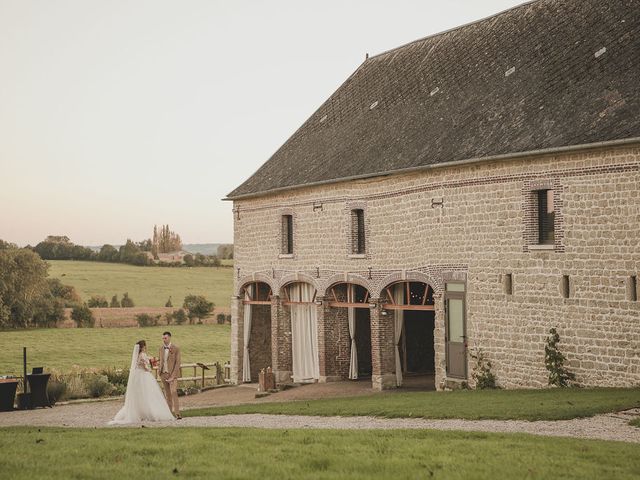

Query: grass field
[47,260,233,308]
[1,427,638,479]
[185,387,640,422]
[0,324,230,374]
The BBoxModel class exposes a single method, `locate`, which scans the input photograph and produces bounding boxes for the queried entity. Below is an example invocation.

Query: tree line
[0,240,220,329]
[30,232,232,268]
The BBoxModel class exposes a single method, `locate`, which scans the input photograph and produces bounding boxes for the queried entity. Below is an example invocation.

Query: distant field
[0,324,230,373]
[47,260,233,308]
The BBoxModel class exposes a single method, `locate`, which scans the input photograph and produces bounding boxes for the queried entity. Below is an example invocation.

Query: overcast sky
[0,0,526,247]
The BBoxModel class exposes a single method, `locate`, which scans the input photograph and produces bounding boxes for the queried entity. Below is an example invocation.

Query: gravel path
[1,399,639,444]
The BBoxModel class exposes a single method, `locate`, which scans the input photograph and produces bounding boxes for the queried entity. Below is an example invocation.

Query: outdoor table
[26,373,51,408]
[0,379,19,411]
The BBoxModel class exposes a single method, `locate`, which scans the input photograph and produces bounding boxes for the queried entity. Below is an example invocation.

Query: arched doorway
[327,283,373,379]
[240,281,273,382]
[381,281,435,389]
[282,282,319,383]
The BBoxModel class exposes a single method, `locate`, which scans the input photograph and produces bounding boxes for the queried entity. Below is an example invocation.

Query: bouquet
[149,357,159,368]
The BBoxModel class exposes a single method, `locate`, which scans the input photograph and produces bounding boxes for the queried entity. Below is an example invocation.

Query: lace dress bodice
[136,352,151,371]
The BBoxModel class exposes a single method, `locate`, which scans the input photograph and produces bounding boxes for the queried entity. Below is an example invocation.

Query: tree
[172,308,187,325]
[110,294,120,308]
[183,254,194,267]
[152,224,182,254]
[98,244,119,262]
[217,244,234,260]
[71,304,95,328]
[34,236,94,261]
[121,292,135,308]
[0,244,52,328]
[182,295,214,324]
[0,239,17,250]
[165,297,173,308]
[47,278,81,307]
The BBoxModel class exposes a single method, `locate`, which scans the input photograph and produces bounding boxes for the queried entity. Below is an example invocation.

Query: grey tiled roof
[228,0,640,199]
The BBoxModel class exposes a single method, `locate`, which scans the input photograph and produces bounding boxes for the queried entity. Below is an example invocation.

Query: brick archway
[236,272,277,297]
[276,273,321,297]
[373,270,442,298]
[320,273,374,298]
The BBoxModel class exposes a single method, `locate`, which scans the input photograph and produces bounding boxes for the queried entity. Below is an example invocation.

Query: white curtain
[242,284,253,382]
[348,285,358,379]
[393,284,404,387]
[290,283,319,383]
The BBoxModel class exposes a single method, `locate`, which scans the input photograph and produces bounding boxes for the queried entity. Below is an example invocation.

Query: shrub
[164,312,173,325]
[135,313,159,327]
[110,294,119,308]
[470,348,498,389]
[173,308,187,325]
[545,327,576,387]
[216,313,226,325]
[87,295,108,308]
[47,379,68,405]
[101,367,129,395]
[121,292,135,308]
[53,368,89,400]
[85,374,113,398]
[225,314,231,324]
[71,304,95,328]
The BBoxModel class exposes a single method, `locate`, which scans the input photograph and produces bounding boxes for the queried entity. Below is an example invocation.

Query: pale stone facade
[230,145,640,390]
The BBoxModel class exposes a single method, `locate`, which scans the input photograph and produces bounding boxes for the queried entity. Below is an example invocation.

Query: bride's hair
[137,340,146,352]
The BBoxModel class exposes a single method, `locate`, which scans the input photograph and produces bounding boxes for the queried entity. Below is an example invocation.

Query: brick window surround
[522,179,564,253]
[278,209,296,258]
[345,202,370,259]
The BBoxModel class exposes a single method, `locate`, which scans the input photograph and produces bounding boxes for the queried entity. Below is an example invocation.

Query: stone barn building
[226,0,640,390]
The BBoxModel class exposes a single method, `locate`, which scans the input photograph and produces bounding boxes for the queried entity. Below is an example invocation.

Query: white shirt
[162,343,171,373]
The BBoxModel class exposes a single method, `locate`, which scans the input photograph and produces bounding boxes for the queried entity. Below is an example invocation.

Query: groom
[158,331,181,419]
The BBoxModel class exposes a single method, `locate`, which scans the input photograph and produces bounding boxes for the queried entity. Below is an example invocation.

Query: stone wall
[231,145,640,389]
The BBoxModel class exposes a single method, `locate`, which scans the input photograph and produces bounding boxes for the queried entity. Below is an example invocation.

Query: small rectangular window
[537,189,555,245]
[446,283,465,292]
[561,275,570,299]
[351,209,365,254]
[503,273,513,295]
[281,215,293,254]
[627,275,638,302]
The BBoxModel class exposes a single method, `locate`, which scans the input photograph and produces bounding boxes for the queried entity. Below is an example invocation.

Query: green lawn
[631,418,640,428]
[47,260,233,308]
[185,387,640,422]
[0,427,638,479]
[0,324,230,374]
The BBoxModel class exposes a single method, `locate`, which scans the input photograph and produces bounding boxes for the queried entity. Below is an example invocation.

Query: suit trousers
[160,372,179,415]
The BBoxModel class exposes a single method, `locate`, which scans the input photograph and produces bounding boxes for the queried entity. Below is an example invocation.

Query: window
[503,273,513,295]
[281,215,293,254]
[537,189,555,244]
[561,275,570,299]
[351,209,365,254]
[628,275,638,302]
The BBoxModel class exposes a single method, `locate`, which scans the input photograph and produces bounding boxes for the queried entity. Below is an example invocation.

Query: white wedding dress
[109,345,175,424]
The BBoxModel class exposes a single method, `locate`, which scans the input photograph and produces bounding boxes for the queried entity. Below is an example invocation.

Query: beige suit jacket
[158,344,181,380]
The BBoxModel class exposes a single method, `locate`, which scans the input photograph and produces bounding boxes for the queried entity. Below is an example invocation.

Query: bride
[109,340,176,424]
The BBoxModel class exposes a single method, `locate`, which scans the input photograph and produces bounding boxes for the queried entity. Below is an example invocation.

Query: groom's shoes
[175,414,182,420]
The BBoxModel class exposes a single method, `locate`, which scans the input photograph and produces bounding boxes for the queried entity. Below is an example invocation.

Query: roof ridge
[367,0,539,61]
